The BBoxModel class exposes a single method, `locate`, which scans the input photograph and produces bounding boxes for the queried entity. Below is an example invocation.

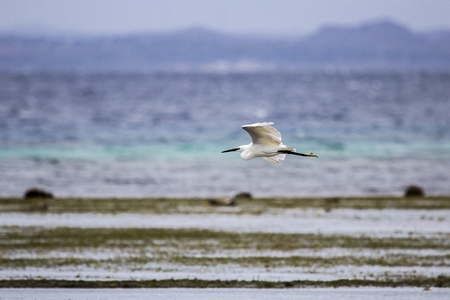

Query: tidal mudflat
[0,197,449,288]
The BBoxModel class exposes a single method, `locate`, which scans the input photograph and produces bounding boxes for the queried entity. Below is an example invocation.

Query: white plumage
[222,122,318,164]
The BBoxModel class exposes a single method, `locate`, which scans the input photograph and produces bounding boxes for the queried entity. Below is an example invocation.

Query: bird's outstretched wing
[242,122,282,146]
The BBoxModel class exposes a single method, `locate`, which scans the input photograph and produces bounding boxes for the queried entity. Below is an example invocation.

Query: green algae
[2,227,449,252]
[1,196,449,214]
[1,226,449,273]
[1,276,449,288]
[2,254,448,269]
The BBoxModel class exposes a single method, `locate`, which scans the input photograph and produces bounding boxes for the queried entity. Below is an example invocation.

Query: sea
[0,71,449,198]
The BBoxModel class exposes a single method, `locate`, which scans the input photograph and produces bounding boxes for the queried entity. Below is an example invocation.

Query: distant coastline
[1,20,450,72]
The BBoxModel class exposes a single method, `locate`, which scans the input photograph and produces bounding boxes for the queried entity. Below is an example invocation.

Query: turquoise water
[0,139,449,160]
[1,72,449,197]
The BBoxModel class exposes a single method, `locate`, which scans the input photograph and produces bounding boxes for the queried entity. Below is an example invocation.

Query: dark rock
[234,192,253,199]
[208,192,253,206]
[404,185,425,197]
[208,197,236,206]
[24,187,53,199]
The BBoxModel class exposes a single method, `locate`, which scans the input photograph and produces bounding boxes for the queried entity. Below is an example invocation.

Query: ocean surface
[0,71,449,197]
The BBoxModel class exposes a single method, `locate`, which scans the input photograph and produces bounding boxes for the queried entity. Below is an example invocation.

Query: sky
[1,0,450,36]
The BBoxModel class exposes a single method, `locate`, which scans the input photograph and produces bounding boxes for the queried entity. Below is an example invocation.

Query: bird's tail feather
[263,154,286,164]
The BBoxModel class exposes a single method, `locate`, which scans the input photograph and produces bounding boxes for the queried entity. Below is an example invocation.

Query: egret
[222,122,318,164]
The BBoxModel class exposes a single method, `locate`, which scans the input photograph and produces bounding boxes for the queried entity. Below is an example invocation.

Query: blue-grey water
[1,71,449,197]
[1,288,448,300]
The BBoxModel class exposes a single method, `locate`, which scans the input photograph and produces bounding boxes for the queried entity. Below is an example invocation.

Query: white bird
[222,122,318,164]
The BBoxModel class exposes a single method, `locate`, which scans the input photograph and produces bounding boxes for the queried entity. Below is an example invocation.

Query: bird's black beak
[221,148,240,153]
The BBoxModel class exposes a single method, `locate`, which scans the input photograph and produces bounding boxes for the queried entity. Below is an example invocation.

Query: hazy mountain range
[1,20,449,72]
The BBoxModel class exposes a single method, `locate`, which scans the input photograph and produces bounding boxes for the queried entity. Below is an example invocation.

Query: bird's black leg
[278,150,311,157]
